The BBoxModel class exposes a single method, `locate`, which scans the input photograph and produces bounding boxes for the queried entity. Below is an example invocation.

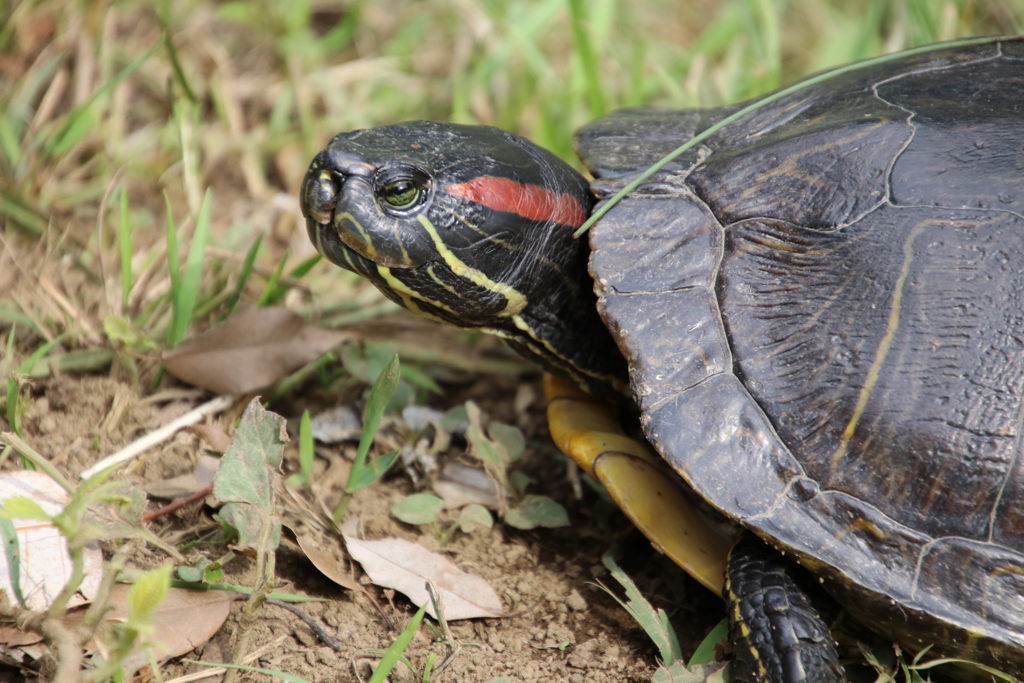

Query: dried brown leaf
[293,530,364,594]
[342,531,503,620]
[432,462,500,509]
[68,584,236,662]
[185,424,233,453]
[145,454,220,499]
[161,307,349,394]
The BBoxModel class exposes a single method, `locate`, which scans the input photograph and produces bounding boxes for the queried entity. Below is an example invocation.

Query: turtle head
[301,121,627,397]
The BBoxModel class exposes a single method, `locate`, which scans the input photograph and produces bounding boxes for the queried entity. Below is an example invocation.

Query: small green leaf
[391,493,443,525]
[346,449,400,493]
[600,546,683,665]
[0,518,24,606]
[0,496,51,521]
[176,566,202,582]
[504,495,569,529]
[688,619,729,668]
[439,405,467,432]
[509,471,530,498]
[287,409,314,489]
[127,563,173,624]
[489,422,525,461]
[457,504,493,533]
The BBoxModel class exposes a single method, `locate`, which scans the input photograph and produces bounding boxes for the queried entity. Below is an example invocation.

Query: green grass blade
[168,188,212,348]
[225,234,262,316]
[687,619,728,668]
[8,332,68,437]
[0,190,47,236]
[286,410,314,489]
[368,603,427,683]
[569,0,606,119]
[346,449,400,492]
[162,26,198,104]
[599,546,682,665]
[182,660,311,683]
[353,354,401,471]
[256,253,288,306]
[0,113,22,170]
[49,38,164,156]
[118,186,132,311]
[164,191,182,346]
[334,354,401,523]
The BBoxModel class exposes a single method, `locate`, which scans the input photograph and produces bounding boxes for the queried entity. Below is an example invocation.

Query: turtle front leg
[726,534,844,683]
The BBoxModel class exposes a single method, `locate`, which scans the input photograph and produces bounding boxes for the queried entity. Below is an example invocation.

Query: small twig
[266,599,342,651]
[81,394,236,479]
[143,485,213,522]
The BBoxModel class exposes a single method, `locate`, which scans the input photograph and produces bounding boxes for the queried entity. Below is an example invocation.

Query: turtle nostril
[300,163,341,226]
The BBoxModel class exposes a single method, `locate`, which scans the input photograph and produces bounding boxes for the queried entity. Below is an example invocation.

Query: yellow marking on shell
[416,214,527,316]
[832,223,924,466]
[978,564,1024,620]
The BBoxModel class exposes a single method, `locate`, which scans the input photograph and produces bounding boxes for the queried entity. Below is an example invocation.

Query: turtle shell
[578,38,1024,669]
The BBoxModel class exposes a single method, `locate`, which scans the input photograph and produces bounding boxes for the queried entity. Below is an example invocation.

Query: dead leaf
[145,454,220,499]
[0,470,103,610]
[292,530,364,594]
[432,462,499,509]
[185,424,233,453]
[68,584,236,664]
[162,307,349,394]
[0,625,42,648]
[342,531,503,620]
[309,405,361,443]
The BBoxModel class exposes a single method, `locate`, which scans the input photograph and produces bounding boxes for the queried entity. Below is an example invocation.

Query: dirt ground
[5,353,724,682]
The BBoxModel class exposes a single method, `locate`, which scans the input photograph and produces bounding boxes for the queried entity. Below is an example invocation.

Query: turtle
[301,36,1024,682]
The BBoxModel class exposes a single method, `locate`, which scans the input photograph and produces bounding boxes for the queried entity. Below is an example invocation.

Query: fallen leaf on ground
[309,405,361,443]
[342,531,503,620]
[185,424,233,453]
[68,584,236,663]
[292,529,365,594]
[0,470,103,610]
[432,462,500,509]
[162,307,349,394]
[145,454,220,499]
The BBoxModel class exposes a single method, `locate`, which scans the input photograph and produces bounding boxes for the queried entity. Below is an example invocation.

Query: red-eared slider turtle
[301,37,1024,682]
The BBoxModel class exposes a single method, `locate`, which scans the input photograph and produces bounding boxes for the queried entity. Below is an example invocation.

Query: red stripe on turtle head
[445,176,587,228]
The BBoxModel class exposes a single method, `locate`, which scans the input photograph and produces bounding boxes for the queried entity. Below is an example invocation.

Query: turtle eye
[382,179,420,210]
